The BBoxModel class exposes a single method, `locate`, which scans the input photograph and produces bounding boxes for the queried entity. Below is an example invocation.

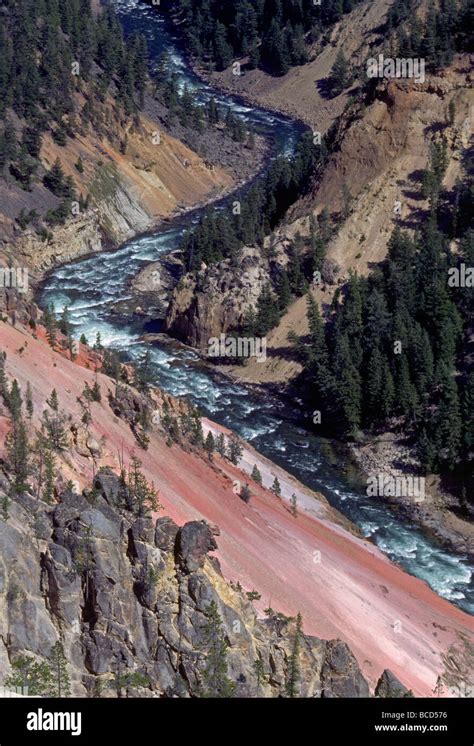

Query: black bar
[0,696,471,745]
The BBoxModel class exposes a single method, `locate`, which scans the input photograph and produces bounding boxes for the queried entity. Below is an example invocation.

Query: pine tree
[93,332,103,352]
[248,44,260,70]
[207,97,219,125]
[328,49,351,96]
[43,158,67,196]
[271,476,281,497]
[251,464,262,485]
[8,379,23,422]
[216,433,227,458]
[276,270,292,311]
[134,350,153,392]
[43,447,56,504]
[190,410,204,447]
[42,389,68,451]
[213,22,233,71]
[290,493,298,517]
[395,356,418,419]
[199,601,236,698]
[126,455,161,517]
[431,367,463,469]
[5,415,29,496]
[5,379,29,495]
[304,293,333,406]
[205,431,215,461]
[261,18,290,75]
[59,306,70,337]
[365,346,385,425]
[0,351,8,399]
[417,427,436,474]
[107,668,149,698]
[50,641,71,698]
[227,435,243,465]
[255,283,280,335]
[26,381,34,420]
[5,655,54,697]
[285,613,302,697]
[461,371,474,462]
[240,483,252,503]
[43,305,58,349]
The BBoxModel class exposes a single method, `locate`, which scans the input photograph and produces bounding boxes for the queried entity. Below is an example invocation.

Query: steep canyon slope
[0,312,473,696]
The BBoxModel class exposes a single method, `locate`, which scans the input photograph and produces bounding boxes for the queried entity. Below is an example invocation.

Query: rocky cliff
[162,58,473,371]
[0,470,371,698]
[1,114,235,278]
[164,246,277,349]
[1,305,472,697]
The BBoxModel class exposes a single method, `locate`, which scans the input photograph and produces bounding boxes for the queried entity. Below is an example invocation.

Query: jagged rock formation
[0,469,370,698]
[1,123,232,277]
[375,670,413,699]
[1,313,471,697]
[164,247,275,349]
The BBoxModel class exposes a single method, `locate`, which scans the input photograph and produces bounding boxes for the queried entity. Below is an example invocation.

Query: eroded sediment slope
[0,318,472,696]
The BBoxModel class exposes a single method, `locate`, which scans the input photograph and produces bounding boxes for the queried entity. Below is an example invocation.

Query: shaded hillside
[160,0,365,74]
[0,0,262,274]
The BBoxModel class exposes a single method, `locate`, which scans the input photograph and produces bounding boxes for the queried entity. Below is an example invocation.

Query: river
[39,0,473,614]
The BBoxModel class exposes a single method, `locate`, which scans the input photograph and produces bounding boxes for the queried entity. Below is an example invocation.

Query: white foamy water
[38,0,474,616]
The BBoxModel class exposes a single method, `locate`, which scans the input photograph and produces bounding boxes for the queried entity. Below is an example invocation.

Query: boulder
[375,669,413,698]
[175,520,218,574]
[321,640,370,698]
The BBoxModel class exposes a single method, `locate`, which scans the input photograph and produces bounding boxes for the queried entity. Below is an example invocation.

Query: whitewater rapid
[39,0,473,614]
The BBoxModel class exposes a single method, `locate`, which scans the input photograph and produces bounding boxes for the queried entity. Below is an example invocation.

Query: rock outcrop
[375,670,413,699]
[0,471,371,698]
[164,247,276,349]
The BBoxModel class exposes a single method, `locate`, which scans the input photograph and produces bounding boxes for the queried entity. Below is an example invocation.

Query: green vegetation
[4,640,70,697]
[199,601,236,698]
[181,131,325,270]
[50,641,71,698]
[4,378,30,497]
[227,435,243,465]
[285,612,302,697]
[251,464,262,484]
[328,49,353,97]
[162,0,364,75]
[0,0,148,208]
[292,165,473,500]
[42,388,69,451]
[123,455,162,518]
[153,57,256,143]
[271,476,281,497]
[384,0,474,71]
[205,431,215,461]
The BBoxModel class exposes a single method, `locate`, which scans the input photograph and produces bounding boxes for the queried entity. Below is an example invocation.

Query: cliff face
[168,59,472,378]
[1,309,472,697]
[197,0,393,131]
[0,472,370,698]
[1,115,233,277]
[164,247,274,349]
